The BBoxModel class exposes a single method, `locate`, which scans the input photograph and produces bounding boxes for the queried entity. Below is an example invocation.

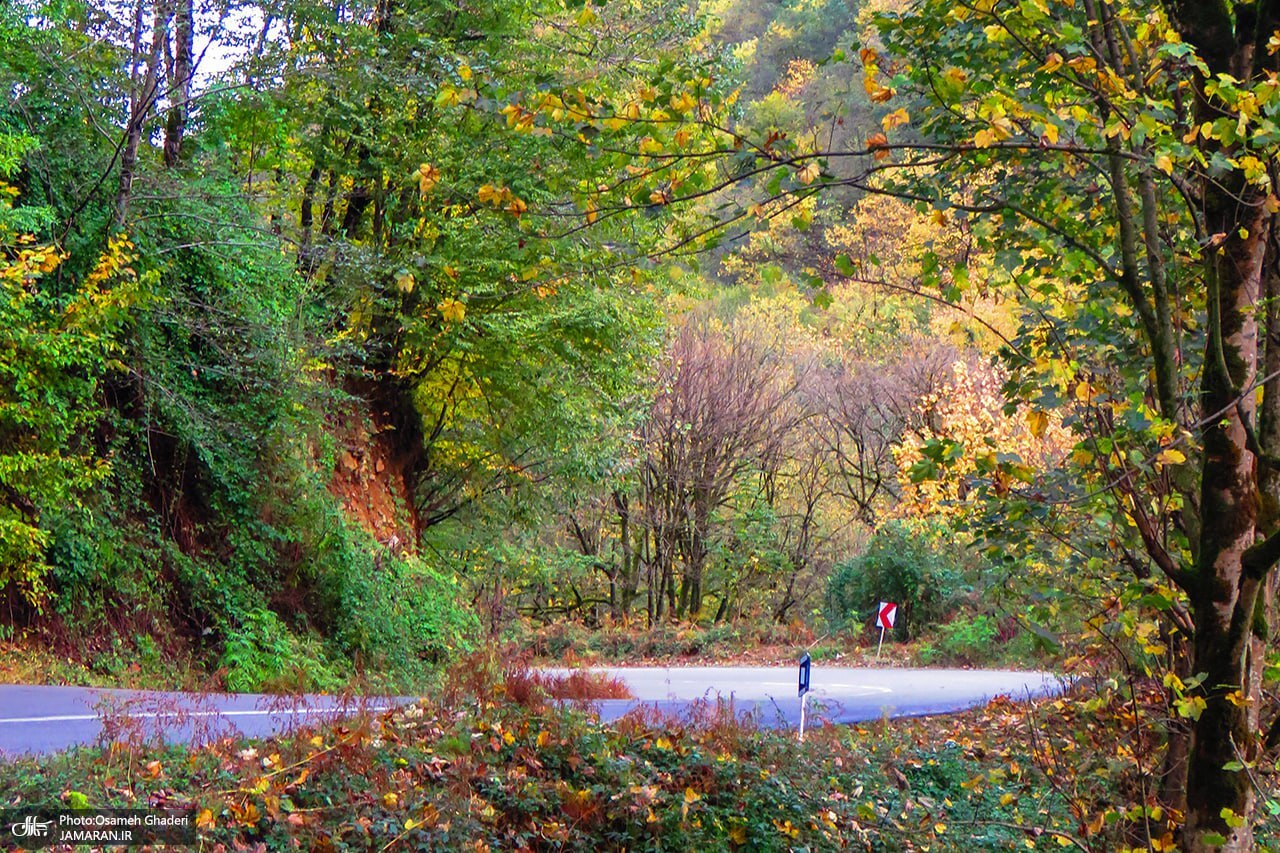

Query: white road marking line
[0,706,390,724]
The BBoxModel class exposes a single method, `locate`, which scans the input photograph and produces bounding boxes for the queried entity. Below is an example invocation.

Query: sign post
[875,601,898,661]
[797,652,811,742]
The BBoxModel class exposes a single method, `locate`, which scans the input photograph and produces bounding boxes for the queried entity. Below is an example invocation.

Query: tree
[0,134,138,602]
[853,1,1280,847]
[640,311,798,620]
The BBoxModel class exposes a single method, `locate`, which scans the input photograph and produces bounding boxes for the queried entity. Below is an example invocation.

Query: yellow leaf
[383,792,399,808]
[729,824,747,844]
[195,809,215,831]
[395,272,415,293]
[935,823,947,834]
[881,108,910,130]
[684,787,701,804]
[1176,695,1207,719]
[1156,447,1186,466]
[1071,448,1095,466]
[670,91,697,113]
[439,297,466,323]
[1155,154,1174,175]
[1027,409,1049,438]
[797,162,821,184]
[1040,52,1063,73]
[457,64,472,81]
[417,163,440,194]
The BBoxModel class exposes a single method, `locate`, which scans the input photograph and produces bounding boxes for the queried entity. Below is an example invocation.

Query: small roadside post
[875,601,898,661]
[797,652,812,742]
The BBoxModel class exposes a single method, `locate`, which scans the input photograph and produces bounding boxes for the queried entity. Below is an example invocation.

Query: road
[0,666,1063,755]
[0,684,398,756]
[548,666,1065,728]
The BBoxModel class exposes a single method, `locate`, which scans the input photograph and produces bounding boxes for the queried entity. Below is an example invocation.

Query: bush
[333,550,480,682]
[934,613,999,664]
[824,520,965,639]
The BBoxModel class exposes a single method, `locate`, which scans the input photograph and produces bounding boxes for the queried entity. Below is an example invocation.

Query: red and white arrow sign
[876,601,898,630]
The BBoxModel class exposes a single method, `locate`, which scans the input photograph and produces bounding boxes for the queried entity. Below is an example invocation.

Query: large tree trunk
[1161,5,1278,847]
[1183,169,1271,853]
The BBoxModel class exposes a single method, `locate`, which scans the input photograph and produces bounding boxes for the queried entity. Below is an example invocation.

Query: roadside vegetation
[4,657,1275,852]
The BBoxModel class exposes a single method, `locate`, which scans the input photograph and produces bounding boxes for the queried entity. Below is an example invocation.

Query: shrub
[333,550,480,682]
[824,520,965,639]
[934,613,999,664]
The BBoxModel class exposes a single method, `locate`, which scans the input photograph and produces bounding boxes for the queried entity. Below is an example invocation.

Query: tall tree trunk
[1184,186,1269,853]
[298,163,321,276]
[116,0,172,224]
[162,0,192,167]
[1159,5,1278,847]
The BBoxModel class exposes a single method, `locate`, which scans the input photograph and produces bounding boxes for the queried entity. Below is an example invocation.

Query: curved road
[0,685,398,756]
[0,667,1063,755]
[553,666,1065,729]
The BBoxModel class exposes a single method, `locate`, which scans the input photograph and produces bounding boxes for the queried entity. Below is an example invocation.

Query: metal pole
[876,625,885,660]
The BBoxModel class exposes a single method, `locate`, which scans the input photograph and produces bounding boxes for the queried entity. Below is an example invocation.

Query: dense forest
[3,0,1280,847]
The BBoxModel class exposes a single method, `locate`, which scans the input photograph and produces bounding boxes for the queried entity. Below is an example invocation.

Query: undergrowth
[2,658,1274,851]
[520,618,1057,671]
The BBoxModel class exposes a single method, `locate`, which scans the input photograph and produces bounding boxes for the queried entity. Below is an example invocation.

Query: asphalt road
[0,684,397,756]
[548,666,1065,729]
[0,666,1063,755]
